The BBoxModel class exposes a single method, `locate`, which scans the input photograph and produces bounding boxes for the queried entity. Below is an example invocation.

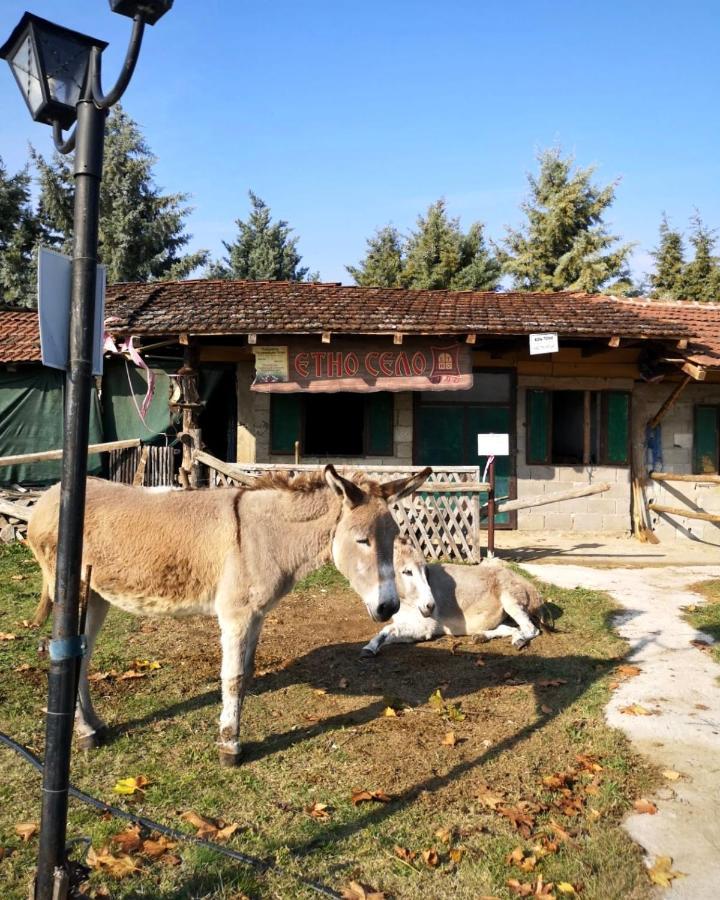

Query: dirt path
[524,563,720,899]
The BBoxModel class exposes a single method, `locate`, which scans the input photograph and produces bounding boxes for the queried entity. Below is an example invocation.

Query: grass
[686,579,720,665]
[0,544,658,899]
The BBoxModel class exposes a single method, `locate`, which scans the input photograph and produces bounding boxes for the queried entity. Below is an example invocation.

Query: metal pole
[35,97,105,900]
[486,458,496,558]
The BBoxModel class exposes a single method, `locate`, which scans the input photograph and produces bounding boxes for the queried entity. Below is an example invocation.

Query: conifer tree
[650,215,685,299]
[208,191,313,281]
[502,148,633,292]
[346,225,404,287]
[680,213,718,302]
[34,106,207,283]
[0,156,40,306]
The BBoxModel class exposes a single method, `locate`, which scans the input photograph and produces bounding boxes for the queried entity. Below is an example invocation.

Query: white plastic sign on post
[477,433,510,456]
[529,332,559,355]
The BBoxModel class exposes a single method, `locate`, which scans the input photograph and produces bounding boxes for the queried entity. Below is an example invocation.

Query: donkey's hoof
[218,748,243,767]
[77,727,108,751]
[512,637,530,651]
[360,647,377,659]
[472,634,490,645]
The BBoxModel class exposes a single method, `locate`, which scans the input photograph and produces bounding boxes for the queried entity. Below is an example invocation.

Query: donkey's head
[324,465,432,622]
[394,536,435,617]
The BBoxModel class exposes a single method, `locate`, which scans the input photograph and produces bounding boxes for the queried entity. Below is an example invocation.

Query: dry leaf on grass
[338,677,350,689]
[113,776,150,797]
[111,825,142,853]
[662,769,681,781]
[142,836,177,859]
[547,819,574,843]
[498,803,536,839]
[14,822,38,842]
[393,845,416,862]
[434,826,453,844]
[476,786,505,809]
[449,846,465,864]
[86,846,139,879]
[421,848,439,868]
[557,884,578,895]
[575,753,603,773]
[620,704,654,716]
[350,788,391,806]
[341,881,386,900]
[507,846,537,872]
[633,798,658,815]
[442,731,457,747]
[306,802,332,820]
[0,633,17,641]
[648,855,686,887]
[179,810,240,841]
[508,875,556,897]
[382,706,398,717]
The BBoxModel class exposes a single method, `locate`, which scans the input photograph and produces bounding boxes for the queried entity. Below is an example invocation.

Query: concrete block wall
[516,376,633,534]
[250,388,414,466]
[634,381,720,544]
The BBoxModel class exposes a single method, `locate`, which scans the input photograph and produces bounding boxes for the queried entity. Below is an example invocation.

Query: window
[270,392,394,457]
[694,405,719,474]
[526,389,630,466]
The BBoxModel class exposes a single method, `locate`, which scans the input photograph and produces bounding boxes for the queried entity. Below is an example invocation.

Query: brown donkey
[29,465,431,765]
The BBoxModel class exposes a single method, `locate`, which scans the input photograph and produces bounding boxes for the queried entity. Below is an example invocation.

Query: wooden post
[486,458,496,558]
[650,471,720,484]
[294,440,300,465]
[649,503,720,523]
[648,375,692,430]
[583,391,591,465]
[179,340,202,488]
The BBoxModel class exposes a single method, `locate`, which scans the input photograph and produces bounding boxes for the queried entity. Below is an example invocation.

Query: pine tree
[680,213,718,302]
[502,148,633,293]
[650,215,685,299]
[346,225,404,287]
[34,106,207,283]
[0,156,41,307]
[402,199,501,291]
[209,191,312,281]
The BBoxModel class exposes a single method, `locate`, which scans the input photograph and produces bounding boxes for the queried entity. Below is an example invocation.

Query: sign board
[529,332,559,355]
[38,247,106,376]
[251,340,473,393]
[477,433,510,456]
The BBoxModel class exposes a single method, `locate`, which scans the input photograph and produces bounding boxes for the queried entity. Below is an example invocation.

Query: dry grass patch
[0,545,657,899]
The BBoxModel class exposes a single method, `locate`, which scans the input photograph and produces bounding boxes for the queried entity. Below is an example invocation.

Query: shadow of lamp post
[0,3,174,897]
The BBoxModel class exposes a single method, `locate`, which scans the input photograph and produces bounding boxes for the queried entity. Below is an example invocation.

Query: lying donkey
[361,540,551,657]
[29,465,430,765]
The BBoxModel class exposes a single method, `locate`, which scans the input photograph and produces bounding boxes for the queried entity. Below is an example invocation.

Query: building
[3,282,720,543]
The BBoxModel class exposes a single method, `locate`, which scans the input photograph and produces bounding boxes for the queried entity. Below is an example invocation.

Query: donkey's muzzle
[376,598,399,622]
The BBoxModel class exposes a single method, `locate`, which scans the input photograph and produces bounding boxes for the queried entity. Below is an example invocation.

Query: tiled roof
[3,282,720,366]
[0,309,41,363]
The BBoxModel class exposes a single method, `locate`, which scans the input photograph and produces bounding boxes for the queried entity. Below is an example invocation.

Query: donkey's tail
[32,580,52,627]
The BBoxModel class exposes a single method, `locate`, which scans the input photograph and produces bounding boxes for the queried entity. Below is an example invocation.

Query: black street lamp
[0,4,173,898]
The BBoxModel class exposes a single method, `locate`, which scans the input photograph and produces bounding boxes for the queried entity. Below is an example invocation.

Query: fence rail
[196,452,484,562]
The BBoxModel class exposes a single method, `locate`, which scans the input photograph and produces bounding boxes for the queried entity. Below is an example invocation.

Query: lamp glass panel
[9,34,44,116]
[36,29,90,108]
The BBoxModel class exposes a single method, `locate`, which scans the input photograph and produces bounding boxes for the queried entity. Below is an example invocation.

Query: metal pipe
[52,120,76,154]
[486,458,496,558]
[90,15,145,109]
[34,97,106,900]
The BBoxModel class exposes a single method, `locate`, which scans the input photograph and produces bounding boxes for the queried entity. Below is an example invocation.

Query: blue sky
[1,0,719,285]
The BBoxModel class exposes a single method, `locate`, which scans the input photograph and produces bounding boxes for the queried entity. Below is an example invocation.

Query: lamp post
[0,4,173,897]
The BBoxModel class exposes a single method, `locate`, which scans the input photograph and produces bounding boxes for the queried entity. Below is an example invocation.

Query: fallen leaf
[507,846,537,872]
[14,663,32,673]
[14,822,38,842]
[350,788,391,806]
[588,808,602,822]
[449,845,465,864]
[338,677,350,689]
[540,704,553,715]
[447,703,466,722]
[617,664,641,679]
[498,804,535,839]
[341,881,386,900]
[421,848,439,867]
[216,822,240,842]
[633,798,658,815]
[476,787,505,809]
[691,639,712,653]
[434,826,453,844]
[86,845,139,879]
[112,776,149,796]
[141,836,177,858]
[306,802,332,820]
[620,704,654,716]
[648,855,686,887]
[557,884,577,895]
[537,678,567,687]
[475,658,486,667]
[575,753,603,773]
[111,825,142,853]
[393,845,416,862]
[442,731,457,747]
[428,688,445,712]
[547,819,573,843]
[0,633,17,641]
[314,688,327,696]
[662,769,681,781]
[506,879,533,897]
[382,706,398,717]
[88,670,119,682]
[159,853,181,866]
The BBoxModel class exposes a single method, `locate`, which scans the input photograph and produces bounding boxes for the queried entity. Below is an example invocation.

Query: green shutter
[604,392,630,465]
[366,392,394,456]
[526,389,550,464]
[270,394,302,455]
[694,406,719,474]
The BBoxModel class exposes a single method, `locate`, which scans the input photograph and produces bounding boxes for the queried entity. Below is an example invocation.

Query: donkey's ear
[381,466,432,502]
[324,464,365,508]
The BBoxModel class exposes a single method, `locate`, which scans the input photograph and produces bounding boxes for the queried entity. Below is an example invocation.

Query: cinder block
[571,513,605,531]
[544,513,575,530]
[518,514,546,530]
[396,442,412,461]
[602,514,630,533]
[397,409,413,427]
[394,426,413,442]
[589,498,617,515]
[558,467,586,483]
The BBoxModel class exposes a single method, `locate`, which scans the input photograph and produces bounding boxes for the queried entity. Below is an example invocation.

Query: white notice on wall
[529,332,559,355]
[477,433,510,456]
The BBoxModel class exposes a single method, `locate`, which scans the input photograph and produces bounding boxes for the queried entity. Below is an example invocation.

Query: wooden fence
[109,445,175,487]
[195,451,486,562]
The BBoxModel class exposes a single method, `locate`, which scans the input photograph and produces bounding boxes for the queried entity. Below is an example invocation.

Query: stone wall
[634,381,720,544]
[515,376,633,534]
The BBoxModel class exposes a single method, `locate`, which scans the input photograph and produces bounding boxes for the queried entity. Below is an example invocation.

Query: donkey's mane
[244,470,385,497]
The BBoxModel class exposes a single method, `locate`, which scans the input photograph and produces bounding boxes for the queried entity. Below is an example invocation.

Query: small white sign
[477,433,510,456]
[38,247,106,376]
[529,332,559,355]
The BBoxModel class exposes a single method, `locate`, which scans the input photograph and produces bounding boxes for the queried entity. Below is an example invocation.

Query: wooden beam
[682,361,706,381]
[0,438,141,468]
[651,471,720,484]
[419,482,490,493]
[393,332,403,345]
[247,333,257,345]
[608,335,621,348]
[583,391,591,465]
[193,449,259,485]
[0,499,31,522]
[677,339,689,350]
[647,375,692,430]
[321,331,332,344]
[465,334,477,345]
[179,333,189,346]
[649,502,720,523]
[488,482,610,514]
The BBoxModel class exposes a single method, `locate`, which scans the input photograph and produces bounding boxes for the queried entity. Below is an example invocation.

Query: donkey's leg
[76,591,110,750]
[217,607,263,766]
[476,622,520,643]
[500,591,540,649]
[361,615,437,657]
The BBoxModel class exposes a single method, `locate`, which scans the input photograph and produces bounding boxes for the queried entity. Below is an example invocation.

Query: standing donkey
[29,465,431,765]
